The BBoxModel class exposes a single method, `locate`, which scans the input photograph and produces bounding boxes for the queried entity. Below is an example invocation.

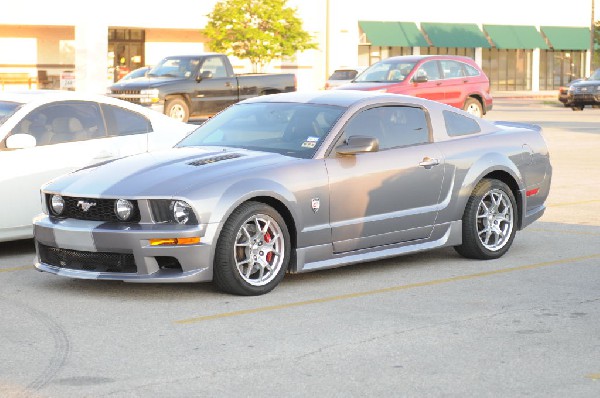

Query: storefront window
[482,49,532,91]
[539,50,585,90]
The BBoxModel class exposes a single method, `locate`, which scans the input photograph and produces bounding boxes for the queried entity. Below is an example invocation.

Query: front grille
[572,93,596,101]
[47,195,140,223]
[110,89,142,104]
[38,244,137,273]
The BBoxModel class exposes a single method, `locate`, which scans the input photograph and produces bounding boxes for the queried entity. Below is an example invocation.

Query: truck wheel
[454,179,517,260]
[571,105,584,111]
[463,98,483,118]
[165,98,190,122]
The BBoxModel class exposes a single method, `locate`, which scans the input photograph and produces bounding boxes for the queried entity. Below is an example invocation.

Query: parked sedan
[324,67,365,89]
[0,90,196,242]
[33,91,551,296]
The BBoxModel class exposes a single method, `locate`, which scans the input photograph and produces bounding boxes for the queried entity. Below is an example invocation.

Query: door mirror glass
[6,133,37,149]
[414,70,428,83]
[198,70,213,81]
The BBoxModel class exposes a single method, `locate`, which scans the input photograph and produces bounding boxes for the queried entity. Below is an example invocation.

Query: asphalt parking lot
[1,99,599,397]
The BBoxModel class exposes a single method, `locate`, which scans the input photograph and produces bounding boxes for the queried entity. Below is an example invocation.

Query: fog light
[115,199,134,221]
[50,195,64,215]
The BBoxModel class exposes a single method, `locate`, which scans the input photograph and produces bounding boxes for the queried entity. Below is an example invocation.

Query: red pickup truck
[335,55,493,117]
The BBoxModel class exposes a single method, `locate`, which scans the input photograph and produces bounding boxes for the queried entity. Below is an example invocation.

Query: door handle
[419,157,440,169]
[225,82,232,87]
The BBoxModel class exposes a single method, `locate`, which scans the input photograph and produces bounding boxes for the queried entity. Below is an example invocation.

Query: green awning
[483,25,548,49]
[358,21,428,47]
[540,26,590,50]
[421,22,490,48]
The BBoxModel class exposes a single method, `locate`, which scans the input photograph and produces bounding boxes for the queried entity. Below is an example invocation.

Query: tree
[204,0,318,72]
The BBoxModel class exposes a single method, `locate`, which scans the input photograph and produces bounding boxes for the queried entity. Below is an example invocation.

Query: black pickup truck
[108,53,296,122]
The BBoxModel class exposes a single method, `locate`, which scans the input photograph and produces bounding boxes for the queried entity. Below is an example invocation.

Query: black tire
[571,105,584,111]
[454,179,517,260]
[213,201,290,296]
[463,98,483,118]
[165,98,190,122]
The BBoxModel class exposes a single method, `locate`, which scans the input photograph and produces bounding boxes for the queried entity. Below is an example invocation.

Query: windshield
[178,102,345,159]
[589,69,600,81]
[147,57,200,78]
[0,101,22,128]
[354,61,417,83]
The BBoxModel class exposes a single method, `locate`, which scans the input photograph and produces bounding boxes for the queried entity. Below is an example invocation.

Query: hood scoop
[187,153,244,166]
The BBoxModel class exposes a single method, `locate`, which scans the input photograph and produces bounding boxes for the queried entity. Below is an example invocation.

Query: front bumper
[567,92,600,106]
[33,215,215,283]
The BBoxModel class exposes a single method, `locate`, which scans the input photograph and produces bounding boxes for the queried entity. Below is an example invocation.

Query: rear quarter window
[464,63,481,77]
[443,110,481,136]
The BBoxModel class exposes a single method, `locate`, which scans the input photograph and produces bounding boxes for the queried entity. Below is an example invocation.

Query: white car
[0,90,196,242]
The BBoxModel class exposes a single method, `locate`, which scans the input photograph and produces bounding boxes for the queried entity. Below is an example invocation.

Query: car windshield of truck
[178,102,346,159]
[147,58,200,78]
[0,101,22,128]
[354,61,416,83]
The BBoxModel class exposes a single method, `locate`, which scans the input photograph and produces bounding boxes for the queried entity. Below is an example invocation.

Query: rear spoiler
[492,121,542,132]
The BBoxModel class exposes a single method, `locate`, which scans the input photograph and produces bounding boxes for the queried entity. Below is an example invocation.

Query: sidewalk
[493,90,557,100]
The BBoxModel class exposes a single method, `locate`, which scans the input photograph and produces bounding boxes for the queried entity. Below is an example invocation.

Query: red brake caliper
[264,232,273,263]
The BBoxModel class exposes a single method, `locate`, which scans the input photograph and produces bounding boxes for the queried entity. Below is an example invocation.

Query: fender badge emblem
[311,198,320,213]
[77,200,97,212]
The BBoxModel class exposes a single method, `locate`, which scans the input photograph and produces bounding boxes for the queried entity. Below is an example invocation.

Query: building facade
[0,0,596,93]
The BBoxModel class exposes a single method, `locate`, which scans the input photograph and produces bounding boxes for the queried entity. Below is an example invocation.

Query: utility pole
[592,0,596,69]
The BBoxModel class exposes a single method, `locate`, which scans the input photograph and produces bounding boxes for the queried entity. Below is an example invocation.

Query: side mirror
[413,73,428,83]
[6,134,37,149]
[197,70,213,81]
[336,135,379,155]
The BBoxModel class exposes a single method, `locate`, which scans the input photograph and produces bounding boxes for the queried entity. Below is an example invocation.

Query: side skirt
[293,220,462,273]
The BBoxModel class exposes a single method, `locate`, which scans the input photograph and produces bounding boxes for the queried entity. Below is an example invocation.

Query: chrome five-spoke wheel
[455,179,517,260]
[476,188,514,252]
[234,213,285,286]
[214,201,290,295]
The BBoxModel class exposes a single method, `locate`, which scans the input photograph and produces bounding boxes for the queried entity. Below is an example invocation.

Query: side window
[16,101,105,146]
[341,106,430,150]
[443,110,481,136]
[416,61,441,81]
[464,64,481,77]
[200,56,228,78]
[440,60,466,79]
[101,104,152,136]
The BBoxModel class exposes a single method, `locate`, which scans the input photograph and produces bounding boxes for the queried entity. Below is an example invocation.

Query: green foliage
[204,0,318,72]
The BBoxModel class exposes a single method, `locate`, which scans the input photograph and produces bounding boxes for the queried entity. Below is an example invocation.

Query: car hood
[44,147,297,198]
[572,80,600,88]
[110,76,188,90]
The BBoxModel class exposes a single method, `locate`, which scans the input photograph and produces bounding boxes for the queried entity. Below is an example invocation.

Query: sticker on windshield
[306,136,319,142]
[301,141,317,148]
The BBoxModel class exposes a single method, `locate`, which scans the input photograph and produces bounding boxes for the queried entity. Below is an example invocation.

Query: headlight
[140,88,160,104]
[114,199,134,221]
[171,200,192,224]
[50,194,65,215]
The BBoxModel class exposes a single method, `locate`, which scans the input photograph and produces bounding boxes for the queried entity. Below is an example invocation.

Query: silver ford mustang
[34,91,552,295]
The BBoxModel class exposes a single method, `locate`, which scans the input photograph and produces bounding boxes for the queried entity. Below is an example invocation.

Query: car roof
[379,54,477,63]
[239,89,434,108]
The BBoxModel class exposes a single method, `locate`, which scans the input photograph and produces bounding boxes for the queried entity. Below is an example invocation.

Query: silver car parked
[34,91,552,295]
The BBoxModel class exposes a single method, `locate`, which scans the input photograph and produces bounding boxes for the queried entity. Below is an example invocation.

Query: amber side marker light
[149,237,200,246]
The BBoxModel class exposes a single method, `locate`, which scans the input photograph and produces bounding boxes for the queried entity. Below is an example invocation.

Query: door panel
[326,144,445,253]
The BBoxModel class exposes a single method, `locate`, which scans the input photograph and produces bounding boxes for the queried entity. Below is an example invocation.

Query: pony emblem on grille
[77,200,97,212]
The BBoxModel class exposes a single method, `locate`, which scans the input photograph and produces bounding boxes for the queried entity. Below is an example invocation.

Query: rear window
[329,70,359,80]
[443,110,481,136]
